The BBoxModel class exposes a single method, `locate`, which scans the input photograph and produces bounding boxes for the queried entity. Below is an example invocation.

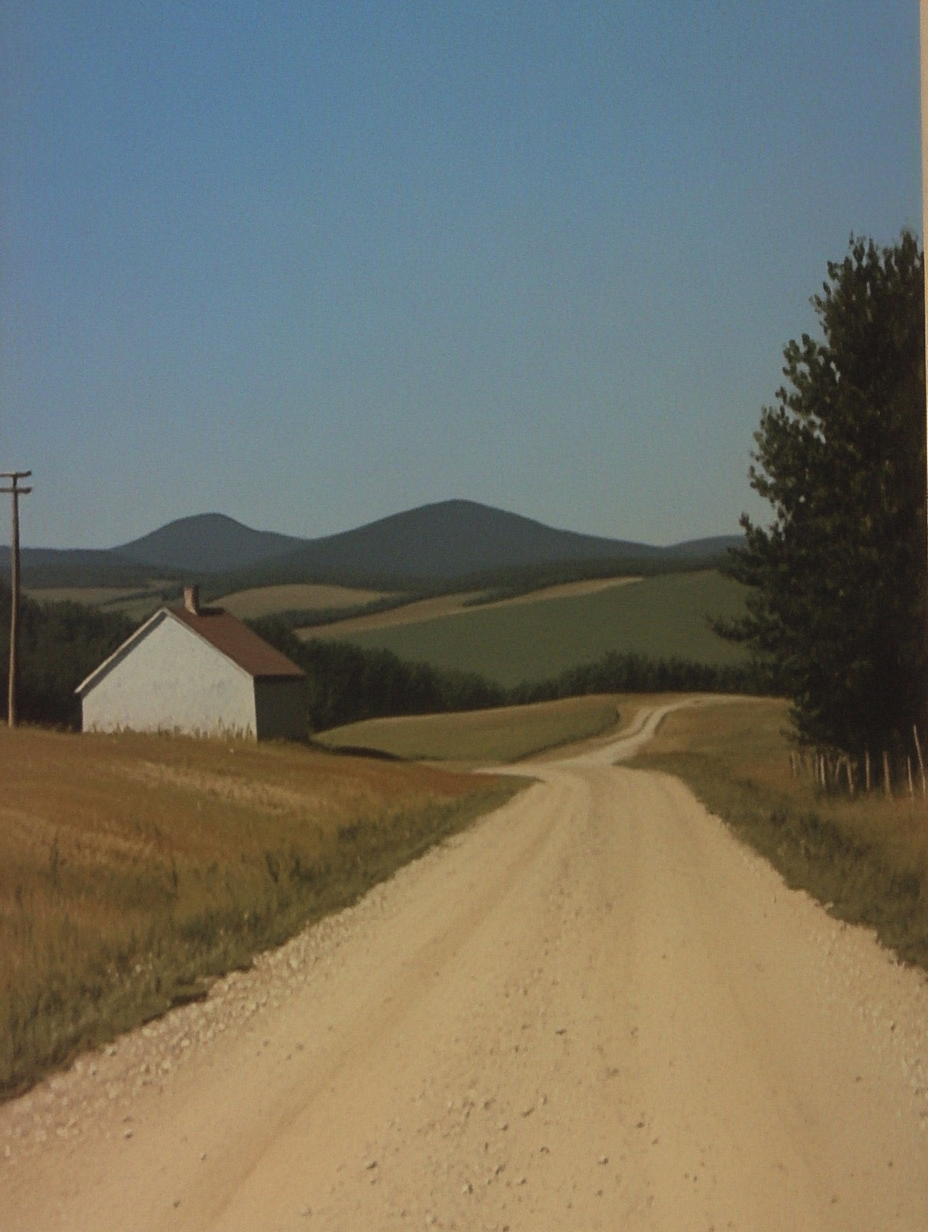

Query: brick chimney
[184,584,200,615]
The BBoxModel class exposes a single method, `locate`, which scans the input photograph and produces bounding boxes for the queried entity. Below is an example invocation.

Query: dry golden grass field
[0,726,522,1099]
[215,583,388,619]
[317,693,625,765]
[633,698,928,970]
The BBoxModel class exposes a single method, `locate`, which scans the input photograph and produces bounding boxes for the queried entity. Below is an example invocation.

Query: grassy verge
[0,726,524,1100]
[632,699,928,970]
[316,694,624,765]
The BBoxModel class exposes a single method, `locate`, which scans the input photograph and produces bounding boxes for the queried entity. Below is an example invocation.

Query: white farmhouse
[76,586,306,740]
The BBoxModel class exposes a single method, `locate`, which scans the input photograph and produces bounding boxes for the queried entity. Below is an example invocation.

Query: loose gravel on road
[3,711,928,1231]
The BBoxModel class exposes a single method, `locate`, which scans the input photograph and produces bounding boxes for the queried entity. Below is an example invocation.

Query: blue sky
[0,2,921,549]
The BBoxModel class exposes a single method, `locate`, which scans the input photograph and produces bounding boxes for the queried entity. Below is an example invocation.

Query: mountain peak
[115,513,305,574]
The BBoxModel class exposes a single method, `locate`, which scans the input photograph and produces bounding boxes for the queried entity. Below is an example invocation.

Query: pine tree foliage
[720,233,926,754]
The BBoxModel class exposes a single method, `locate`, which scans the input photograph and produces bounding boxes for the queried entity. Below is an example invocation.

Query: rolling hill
[11,500,742,589]
[304,570,749,687]
[247,499,665,580]
[226,501,742,584]
[113,513,305,574]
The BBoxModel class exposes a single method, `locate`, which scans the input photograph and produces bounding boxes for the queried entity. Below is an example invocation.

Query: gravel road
[3,704,928,1230]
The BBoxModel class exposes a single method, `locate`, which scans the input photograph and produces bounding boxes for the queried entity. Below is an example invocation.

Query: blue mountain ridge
[8,500,742,584]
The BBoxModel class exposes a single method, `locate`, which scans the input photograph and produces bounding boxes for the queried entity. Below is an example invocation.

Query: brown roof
[168,606,305,680]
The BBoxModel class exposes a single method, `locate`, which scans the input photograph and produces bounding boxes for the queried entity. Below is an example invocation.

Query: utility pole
[922,4,928,723]
[1,471,32,727]
[922,2,928,567]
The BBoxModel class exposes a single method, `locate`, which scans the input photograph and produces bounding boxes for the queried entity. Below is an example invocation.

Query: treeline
[510,651,765,706]
[247,617,764,734]
[245,618,504,730]
[720,234,926,756]
[0,584,137,727]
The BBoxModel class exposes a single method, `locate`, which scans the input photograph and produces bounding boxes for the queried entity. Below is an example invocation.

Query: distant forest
[0,584,136,726]
[0,586,763,734]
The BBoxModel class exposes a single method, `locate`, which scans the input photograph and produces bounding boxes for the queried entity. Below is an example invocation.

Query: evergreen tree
[719,233,926,754]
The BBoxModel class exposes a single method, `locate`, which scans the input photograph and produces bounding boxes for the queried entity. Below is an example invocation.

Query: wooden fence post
[914,725,927,798]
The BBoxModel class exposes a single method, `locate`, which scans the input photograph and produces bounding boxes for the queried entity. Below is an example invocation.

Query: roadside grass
[632,699,928,971]
[316,694,624,765]
[0,726,523,1100]
[312,570,748,687]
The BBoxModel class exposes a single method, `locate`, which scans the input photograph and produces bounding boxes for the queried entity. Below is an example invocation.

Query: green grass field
[317,694,625,764]
[317,570,747,686]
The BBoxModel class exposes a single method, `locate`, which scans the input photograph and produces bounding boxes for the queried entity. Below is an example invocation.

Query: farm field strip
[301,574,644,638]
[305,570,748,687]
[23,587,158,606]
[215,583,389,619]
[299,589,488,635]
[23,585,179,623]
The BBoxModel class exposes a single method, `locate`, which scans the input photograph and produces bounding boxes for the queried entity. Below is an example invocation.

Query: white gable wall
[82,614,258,737]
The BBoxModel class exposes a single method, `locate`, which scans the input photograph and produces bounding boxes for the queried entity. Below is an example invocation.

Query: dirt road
[4,706,928,1230]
